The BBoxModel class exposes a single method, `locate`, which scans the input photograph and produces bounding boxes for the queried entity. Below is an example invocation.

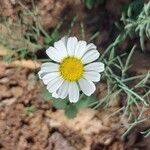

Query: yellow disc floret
[59,57,84,81]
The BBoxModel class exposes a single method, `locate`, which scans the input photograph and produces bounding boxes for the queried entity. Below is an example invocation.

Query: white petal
[38,68,56,79]
[57,81,69,99]
[42,72,60,85]
[81,50,100,64]
[75,41,87,58]
[67,37,78,56]
[61,36,68,47]
[84,72,101,82]
[41,62,59,69]
[46,47,63,62]
[54,40,68,57]
[83,71,101,82]
[52,92,59,99]
[86,43,96,51]
[68,82,79,103]
[78,78,96,96]
[47,76,64,93]
[38,71,49,79]
[84,62,104,72]
[41,62,59,72]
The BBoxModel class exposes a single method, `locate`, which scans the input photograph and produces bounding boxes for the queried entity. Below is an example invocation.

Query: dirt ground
[0,62,149,150]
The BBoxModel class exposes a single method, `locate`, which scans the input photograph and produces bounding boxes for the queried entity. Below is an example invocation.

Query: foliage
[121,1,150,50]
[42,89,97,118]
[83,0,104,9]
[0,2,62,62]
[97,31,150,138]
[25,105,36,114]
[97,28,149,136]
[141,128,150,137]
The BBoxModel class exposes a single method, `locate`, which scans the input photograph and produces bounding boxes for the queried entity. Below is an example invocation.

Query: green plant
[96,31,149,138]
[42,84,98,119]
[25,105,36,114]
[41,1,150,136]
[121,1,150,51]
[83,0,104,9]
[0,0,63,62]
[141,128,150,137]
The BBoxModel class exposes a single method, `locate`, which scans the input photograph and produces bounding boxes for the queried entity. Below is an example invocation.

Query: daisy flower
[38,36,104,103]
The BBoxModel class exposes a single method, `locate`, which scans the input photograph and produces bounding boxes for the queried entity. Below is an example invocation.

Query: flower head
[38,36,104,103]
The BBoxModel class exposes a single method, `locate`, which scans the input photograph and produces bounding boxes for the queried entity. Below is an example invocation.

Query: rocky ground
[0,62,149,150]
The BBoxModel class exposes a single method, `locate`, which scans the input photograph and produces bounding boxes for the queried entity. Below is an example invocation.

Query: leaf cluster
[121,1,150,50]
[42,89,97,119]
[83,0,104,9]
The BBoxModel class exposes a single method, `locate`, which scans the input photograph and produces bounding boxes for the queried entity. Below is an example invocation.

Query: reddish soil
[0,0,82,29]
[0,62,149,150]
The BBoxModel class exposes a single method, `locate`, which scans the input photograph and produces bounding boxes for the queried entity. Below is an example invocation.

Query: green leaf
[65,104,78,119]
[41,88,67,109]
[41,88,53,102]
[51,30,60,41]
[44,36,53,45]
[76,94,98,109]
[83,0,96,9]
[83,0,104,9]
[25,105,36,114]
[52,99,67,109]
[44,30,59,45]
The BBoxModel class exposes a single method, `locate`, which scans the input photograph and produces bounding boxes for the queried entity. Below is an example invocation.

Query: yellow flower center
[59,57,84,81]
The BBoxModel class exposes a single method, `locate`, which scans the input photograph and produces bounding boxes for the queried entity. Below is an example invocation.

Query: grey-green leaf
[52,99,67,109]
[41,88,53,101]
[76,94,97,109]
[65,105,78,119]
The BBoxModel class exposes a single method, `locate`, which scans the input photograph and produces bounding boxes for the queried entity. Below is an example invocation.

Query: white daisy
[38,36,104,103]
